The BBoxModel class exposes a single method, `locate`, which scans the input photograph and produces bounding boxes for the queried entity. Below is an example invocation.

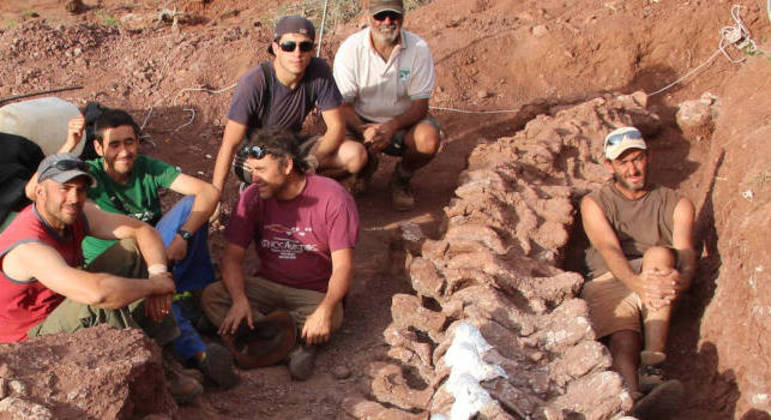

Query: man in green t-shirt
[26,109,237,389]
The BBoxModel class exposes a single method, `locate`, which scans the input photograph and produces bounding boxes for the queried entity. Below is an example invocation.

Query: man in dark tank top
[580,127,697,418]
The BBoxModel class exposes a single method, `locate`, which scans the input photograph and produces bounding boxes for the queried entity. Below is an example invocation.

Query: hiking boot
[164,363,204,405]
[389,176,415,211]
[288,345,317,381]
[632,379,684,419]
[198,343,239,389]
[639,350,667,393]
[163,347,205,384]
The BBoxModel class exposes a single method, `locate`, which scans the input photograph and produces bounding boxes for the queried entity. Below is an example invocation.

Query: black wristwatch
[177,229,193,241]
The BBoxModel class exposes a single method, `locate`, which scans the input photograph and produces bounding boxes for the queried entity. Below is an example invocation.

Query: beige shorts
[581,259,644,339]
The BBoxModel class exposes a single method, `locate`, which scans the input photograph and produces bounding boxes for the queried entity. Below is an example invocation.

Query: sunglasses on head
[238,145,274,159]
[53,159,88,172]
[605,130,643,147]
[373,11,402,21]
[278,40,314,53]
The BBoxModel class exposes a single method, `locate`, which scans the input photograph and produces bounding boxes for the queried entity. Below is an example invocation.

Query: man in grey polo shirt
[333,0,441,210]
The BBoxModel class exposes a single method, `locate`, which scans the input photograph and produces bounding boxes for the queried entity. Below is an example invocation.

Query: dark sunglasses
[239,145,272,159]
[53,159,88,172]
[278,40,314,53]
[373,11,402,21]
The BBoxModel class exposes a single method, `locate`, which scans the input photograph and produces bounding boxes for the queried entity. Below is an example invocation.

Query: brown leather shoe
[164,363,203,405]
[198,343,239,389]
[389,176,415,211]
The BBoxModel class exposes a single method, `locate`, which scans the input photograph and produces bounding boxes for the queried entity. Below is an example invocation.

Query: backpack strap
[259,62,274,129]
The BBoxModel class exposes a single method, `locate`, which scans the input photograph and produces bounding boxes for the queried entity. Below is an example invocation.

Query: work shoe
[632,379,684,419]
[389,176,415,211]
[163,347,205,384]
[199,343,239,389]
[164,363,204,405]
[288,345,318,381]
[639,350,667,393]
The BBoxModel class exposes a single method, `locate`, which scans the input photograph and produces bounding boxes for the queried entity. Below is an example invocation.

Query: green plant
[96,10,118,27]
[2,20,18,30]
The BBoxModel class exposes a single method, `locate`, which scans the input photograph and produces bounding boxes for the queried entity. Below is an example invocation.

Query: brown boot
[198,343,239,389]
[639,351,667,393]
[163,347,205,384]
[389,175,415,211]
[164,363,203,405]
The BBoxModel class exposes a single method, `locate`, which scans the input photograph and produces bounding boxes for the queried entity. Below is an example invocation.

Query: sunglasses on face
[373,11,402,21]
[278,40,314,53]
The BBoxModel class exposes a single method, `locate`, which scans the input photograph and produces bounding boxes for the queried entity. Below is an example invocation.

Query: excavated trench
[344,91,668,419]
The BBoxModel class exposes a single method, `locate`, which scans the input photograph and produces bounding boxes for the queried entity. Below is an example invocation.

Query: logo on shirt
[261,224,317,259]
[398,69,410,81]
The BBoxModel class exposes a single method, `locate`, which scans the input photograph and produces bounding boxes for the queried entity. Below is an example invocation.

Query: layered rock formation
[0,325,176,419]
[346,92,662,419]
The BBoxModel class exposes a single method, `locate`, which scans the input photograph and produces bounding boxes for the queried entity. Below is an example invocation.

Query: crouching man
[202,127,359,380]
[0,154,201,403]
[581,127,697,418]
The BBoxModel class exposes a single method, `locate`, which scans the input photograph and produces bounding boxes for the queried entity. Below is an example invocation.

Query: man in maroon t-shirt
[211,15,368,198]
[202,127,359,381]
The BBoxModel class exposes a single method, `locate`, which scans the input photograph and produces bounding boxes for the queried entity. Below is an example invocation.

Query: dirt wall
[688,57,771,417]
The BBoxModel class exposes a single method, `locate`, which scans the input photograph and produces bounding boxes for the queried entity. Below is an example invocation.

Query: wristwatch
[177,229,193,241]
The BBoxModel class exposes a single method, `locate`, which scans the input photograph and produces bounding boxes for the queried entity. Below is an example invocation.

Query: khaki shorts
[350,114,442,157]
[581,259,645,339]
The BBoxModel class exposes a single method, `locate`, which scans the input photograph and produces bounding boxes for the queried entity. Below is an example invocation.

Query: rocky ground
[0,0,769,419]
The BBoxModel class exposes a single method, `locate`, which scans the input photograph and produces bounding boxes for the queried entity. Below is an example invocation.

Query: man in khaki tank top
[580,127,696,418]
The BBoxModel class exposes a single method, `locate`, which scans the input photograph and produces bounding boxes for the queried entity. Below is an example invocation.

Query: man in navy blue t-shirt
[211,16,368,196]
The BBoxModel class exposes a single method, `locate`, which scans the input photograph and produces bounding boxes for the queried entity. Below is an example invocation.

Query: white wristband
[148,264,168,276]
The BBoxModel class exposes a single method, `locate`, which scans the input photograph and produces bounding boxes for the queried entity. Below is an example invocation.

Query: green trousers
[27,238,179,347]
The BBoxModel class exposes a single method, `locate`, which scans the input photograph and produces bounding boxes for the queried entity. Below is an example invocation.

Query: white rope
[172,109,196,133]
[140,83,237,132]
[649,4,768,97]
[171,84,237,106]
[647,49,723,97]
[429,106,520,114]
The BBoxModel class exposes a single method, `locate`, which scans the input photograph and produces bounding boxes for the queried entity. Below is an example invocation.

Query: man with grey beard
[333,0,441,211]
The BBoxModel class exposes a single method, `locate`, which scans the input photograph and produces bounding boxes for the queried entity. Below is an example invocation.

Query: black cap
[267,16,316,55]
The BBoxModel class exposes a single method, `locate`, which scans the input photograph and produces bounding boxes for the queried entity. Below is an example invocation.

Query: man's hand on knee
[641,269,678,309]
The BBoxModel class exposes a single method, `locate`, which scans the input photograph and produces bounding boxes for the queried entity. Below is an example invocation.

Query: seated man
[25,110,236,388]
[211,15,367,195]
[1,153,200,402]
[580,127,696,418]
[333,0,441,210]
[202,127,359,381]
